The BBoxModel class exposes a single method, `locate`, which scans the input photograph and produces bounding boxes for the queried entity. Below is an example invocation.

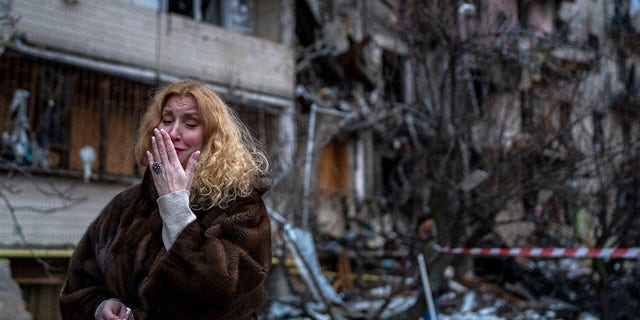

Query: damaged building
[269,0,640,319]
[0,0,410,318]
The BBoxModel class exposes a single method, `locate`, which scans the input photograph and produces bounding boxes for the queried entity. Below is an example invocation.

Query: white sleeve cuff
[157,189,197,250]
[95,299,108,320]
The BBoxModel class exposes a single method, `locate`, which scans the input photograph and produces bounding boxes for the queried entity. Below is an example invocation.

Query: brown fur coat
[59,170,272,319]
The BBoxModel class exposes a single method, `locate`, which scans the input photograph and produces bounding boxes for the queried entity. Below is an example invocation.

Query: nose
[167,124,181,140]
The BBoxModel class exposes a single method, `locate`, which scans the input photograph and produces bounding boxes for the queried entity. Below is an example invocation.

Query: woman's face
[158,95,204,166]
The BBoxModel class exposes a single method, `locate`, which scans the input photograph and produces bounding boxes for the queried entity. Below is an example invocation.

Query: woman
[59,80,272,320]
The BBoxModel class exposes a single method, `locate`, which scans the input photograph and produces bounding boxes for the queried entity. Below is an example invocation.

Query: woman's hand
[146,128,200,197]
[96,299,134,320]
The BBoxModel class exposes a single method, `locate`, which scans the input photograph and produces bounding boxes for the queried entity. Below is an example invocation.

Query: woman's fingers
[153,128,171,165]
[146,150,161,176]
[185,150,201,186]
[146,150,155,165]
[151,131,160,163]
[158,128,180,165]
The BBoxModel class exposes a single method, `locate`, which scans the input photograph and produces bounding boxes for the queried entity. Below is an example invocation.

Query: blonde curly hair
[134,80,269,209]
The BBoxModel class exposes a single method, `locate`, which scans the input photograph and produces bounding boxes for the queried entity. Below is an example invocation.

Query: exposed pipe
[0,249,73,258]
[418,252,439,320]
[301,103,317,228]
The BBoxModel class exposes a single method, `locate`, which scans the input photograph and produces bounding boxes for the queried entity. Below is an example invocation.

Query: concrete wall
[0,175,132,246]
[10,0,294,98]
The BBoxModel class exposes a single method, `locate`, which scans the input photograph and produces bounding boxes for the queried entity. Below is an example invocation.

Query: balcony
[9,0,294,99]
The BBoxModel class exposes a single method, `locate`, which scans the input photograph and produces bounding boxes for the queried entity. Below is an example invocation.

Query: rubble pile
[262,212,640,320]
[0,259,32,320]
[436,258,639,320]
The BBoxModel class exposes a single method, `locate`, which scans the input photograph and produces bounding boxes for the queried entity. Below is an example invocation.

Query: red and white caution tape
[435,246,640,259]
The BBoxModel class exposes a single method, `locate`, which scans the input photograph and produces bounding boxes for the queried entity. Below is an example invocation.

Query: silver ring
[151,161,162,174]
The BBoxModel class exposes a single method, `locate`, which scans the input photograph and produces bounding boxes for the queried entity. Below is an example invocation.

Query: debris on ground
[263,209,640,319]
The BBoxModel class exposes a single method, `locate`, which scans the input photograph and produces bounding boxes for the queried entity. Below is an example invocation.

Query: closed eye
[161,115,174,124]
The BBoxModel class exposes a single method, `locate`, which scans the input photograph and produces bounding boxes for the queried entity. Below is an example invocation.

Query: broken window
[558,101,571,146]
[166,0,254,35]
[0,54,152,177]
[34,67,71,168]
[622,119,631,154]
[468,68,488,117]
[520,91,533,131]
[382,50,406,103]
[317,139,349,198]
[617,50,627,82]
[168,0,194,17]
[592,110,604,155]
[516,0,528,29]
[553,1,569,40]
[587,33,599,50]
